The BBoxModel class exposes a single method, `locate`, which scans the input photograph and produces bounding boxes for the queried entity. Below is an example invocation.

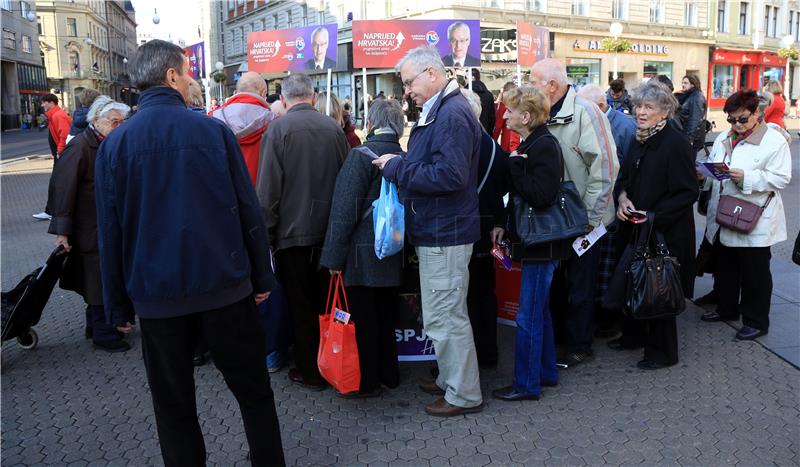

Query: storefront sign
[247,24,338,72]
[516,21,550,66]
[711,49,786,67]
[183,42,205,79]
[573,40,669,56]
[481,28,517,62]
[566,65,590,77]
[352,20,481,68]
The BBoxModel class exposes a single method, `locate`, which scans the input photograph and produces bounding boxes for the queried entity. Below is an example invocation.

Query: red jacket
[343,114,361,148]
[46,105,72,154]
[210,92,276,185]
[764,93,786,129]
[492,102,520,152]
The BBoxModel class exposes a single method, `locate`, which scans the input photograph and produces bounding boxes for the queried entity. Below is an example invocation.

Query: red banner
[516,21,550,67]
[247,24,338,73]
[353,20,481,69]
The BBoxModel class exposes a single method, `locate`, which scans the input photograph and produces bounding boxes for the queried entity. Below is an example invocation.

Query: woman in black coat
[48,96,133,353]
[613,81,699,370]
[675,74,707,154]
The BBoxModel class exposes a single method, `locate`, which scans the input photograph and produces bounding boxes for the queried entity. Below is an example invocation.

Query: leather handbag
[715,192,774,234]
[624,217,686,320]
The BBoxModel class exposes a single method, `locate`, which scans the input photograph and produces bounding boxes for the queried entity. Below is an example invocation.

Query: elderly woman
[700,90,791,340]
[676,74,707,153]
[316,92,361,148]
[319,98,405,397]
[492,81,521,153]
[763,80,786,129]
[492,86,571,401]
[612,81,698,370]
[48,96,132,353]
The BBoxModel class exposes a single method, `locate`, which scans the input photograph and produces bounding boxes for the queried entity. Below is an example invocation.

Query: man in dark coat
[471,69,496,134]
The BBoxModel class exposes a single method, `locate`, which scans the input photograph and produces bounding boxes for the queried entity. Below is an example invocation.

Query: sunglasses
[726,114,752,125]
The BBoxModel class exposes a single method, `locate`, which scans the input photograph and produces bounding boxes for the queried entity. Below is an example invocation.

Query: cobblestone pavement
[2,158,799,466]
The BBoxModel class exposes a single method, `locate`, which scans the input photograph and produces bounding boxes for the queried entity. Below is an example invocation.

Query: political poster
[353,19,481,69]
[394,248,436,361]
[247,24,338,73]
[183,41,205,79]
[516,21,550,67]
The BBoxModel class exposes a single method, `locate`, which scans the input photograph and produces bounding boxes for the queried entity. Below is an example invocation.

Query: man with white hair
[529,59,619,369]
[577,84,636,168]
[305,26,335,71]
[441,22,480,67]
[373,46,483,416]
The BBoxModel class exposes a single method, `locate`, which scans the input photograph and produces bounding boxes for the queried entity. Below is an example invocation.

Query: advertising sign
[183,42,205,79]
[353,19,481,69]
[516,21,550,67]
[247,24,338,73]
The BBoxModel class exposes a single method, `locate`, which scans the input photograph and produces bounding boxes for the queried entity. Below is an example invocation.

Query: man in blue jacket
[373,46,483,417]
[95,40,284,467]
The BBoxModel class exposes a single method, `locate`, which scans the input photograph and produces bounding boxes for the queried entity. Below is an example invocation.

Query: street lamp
[215,61,224,101]
[85,37,93,45]
[610,22,624,80]
[123,57,128,64]
[782,35,794,99]
[152,8,160,25]
[25,11,35,22]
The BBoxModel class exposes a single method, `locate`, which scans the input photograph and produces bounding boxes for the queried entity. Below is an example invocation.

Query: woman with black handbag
[491,86,574,401]
[612,81,699,370]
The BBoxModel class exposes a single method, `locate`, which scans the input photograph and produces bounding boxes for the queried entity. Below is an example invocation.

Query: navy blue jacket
[69,107,89,136]
[95,87,275,324]
[474,130,508,255]
[383,81,481,247]
[606,108,636,167]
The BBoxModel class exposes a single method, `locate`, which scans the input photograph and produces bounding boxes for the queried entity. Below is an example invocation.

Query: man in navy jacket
[95,40,284,466]
[374,46,483,417]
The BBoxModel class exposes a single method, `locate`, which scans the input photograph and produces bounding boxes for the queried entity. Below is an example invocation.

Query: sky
[131,0,204,46]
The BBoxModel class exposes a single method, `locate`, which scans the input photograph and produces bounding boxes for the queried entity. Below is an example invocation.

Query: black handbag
[793,231,800,266]
[512,136,589,247]
[624,218,686,320]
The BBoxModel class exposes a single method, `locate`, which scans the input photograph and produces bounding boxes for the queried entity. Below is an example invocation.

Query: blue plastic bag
[373,178,404,259]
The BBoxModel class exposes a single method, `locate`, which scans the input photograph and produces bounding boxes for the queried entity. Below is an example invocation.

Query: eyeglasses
[726,114,752,125]
[402,67,430,89]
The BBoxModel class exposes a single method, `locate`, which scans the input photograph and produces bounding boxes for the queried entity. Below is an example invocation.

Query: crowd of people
[39,38,793,465]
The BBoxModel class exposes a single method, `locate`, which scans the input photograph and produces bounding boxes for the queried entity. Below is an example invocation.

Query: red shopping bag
[317,274,361,394]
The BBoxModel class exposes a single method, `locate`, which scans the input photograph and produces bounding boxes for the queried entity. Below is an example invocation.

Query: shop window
[67,17,77,37]
[21,35,31,53]
[571,0,588,17]
[739,2,750,35]
[643,61,672,81]
[612,0,628,20]
[711,65,734,99]
[717,1,728,33]
[684,1,697,27]
[650,0,665,24]
[764,67,782,84]
[3,29,16,50]
[566,58,600,88]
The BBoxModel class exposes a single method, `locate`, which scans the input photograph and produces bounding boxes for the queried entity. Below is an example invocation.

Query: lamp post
[152,8,160,25]
[215,61,224,101]
[782,35,794,100]
[610,22,623,80]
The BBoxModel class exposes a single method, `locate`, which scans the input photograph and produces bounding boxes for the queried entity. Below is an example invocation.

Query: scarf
[728,127,755,150]
[88,123,105,142]
[635,119,667,143]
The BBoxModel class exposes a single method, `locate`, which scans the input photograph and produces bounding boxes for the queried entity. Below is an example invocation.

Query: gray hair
[631,80,679,118]
[367,98,405,136]
[576,84,605,107]
[87,95,130,123]
[447,22,469,41]
[460,88,482,119]
[395,46,446,76]
[281,73,314,100]
[129,39,186,91]
[311,26,328,41]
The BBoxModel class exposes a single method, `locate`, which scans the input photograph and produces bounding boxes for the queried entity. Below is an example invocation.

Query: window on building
[684,1,697,26]
[571,0,588,16]
[0,0,11,11]
[612,0,628,19]
[650,0,665,24]
[643,61,672,81]
[2,29,15,50]
[712,65,734,98]
[773,6,780,38]
[794,10,800,41]
[20,1,31,18]
[718,0,728,32]
[765,5,780,38]
[566,59,601,87]
[21,34,31,53]
[37,16,42,34]
[67,18,77,37]
[287,8,294,26]
[739,2,749,35]
[69,51,80,72]
[528,0,546,12]
[234,28,242,55]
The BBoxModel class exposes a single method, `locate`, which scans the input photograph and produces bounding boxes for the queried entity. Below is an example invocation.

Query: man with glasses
[373,46,483,417]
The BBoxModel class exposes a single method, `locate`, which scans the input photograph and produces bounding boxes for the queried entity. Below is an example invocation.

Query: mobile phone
[627,208,647,219]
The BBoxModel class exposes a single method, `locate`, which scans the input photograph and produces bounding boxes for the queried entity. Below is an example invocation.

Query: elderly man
[578,84,636,168]
[256,73,349,389]
[528,59,619,369]
[373,46,483,416]
[441,22,480,67]
[211,71,276,185]
[305,26,336,71]
[95,40,284,466]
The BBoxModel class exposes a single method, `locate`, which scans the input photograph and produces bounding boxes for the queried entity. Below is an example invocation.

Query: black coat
[675,88,707,150]
[617,123,698,297]
[320,132,404,288]
[474,130,508,255]
[472,80,496,134]
[506,125,572,262]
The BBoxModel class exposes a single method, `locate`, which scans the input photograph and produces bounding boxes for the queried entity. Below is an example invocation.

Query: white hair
[311,26,328,41]
[395,46,446,76]
[447,22,470,41]
[531,58,568,87]
[576,84,605,107]
[460,88,481,119]
[87,95,130,123]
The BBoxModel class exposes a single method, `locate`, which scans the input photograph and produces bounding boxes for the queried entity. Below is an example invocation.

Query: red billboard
[247,24,338,73]
[353,20,481,69]
[516,21,550,67]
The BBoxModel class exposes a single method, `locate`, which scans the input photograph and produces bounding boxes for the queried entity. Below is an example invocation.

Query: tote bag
[317,274,361,394]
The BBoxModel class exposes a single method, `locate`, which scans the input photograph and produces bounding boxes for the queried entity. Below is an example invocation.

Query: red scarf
[728,127,754,150]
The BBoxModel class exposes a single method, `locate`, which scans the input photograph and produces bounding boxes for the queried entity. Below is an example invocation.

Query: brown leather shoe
[287,367,326,390]
[424,397,483,417]
[419,379,445,395]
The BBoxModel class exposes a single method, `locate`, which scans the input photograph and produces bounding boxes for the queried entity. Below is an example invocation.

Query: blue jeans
[514,261,559,396]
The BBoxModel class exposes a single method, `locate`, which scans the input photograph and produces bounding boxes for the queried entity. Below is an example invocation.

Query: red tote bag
[317,274,361,394]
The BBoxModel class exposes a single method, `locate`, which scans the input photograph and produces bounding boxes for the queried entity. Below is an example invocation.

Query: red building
[707,48,787,108]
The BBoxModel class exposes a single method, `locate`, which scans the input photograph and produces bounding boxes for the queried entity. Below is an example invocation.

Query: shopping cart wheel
[16,329,38,350]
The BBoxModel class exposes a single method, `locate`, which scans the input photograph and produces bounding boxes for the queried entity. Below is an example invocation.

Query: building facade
[1,0,48,130]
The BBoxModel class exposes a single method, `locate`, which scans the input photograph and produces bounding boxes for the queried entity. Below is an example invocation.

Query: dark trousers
[346,286,400,392]
[139,297,285,467]
[551,244,601,354]
[87,305,119,343]
[620,316,679,366]
[467,255,498,365]
[274,245,328,384]
[714,241,773,331]
[44,132,58,215]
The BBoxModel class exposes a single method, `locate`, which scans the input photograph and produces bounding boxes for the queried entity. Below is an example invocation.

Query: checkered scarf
[635,119,668,143]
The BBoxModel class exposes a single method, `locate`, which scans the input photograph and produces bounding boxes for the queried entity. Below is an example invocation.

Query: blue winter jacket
[383,81,481,247]
[95,87,275,324]
[606,108,636,167]
[69,106,89,136]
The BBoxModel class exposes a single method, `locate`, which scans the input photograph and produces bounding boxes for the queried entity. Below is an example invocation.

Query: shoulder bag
[713,149,775,234]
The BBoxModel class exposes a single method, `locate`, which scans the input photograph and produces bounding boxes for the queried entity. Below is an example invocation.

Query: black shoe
[636,359,672,370]
[735,326,767,341]
[607,337,642,351]
[541,380,559,387]
[693,291,718,306]
[337,387,383,399]
[557,352,593,369]
[492,386,540,401]
[192,352,210,367]
[93,340,131,353]
[700,310,738,322]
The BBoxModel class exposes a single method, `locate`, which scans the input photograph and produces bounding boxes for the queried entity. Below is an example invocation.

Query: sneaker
[32,212,52,221]
[266,350,285,373]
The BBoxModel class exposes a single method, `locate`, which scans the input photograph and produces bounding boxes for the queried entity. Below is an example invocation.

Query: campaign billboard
[353,20,481,69]
[183,41,205,79]
[516,21,550,67]
[247,24,338,73]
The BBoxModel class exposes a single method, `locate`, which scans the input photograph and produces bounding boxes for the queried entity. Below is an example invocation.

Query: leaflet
[571,223,607,257]
[696,161,730,181]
